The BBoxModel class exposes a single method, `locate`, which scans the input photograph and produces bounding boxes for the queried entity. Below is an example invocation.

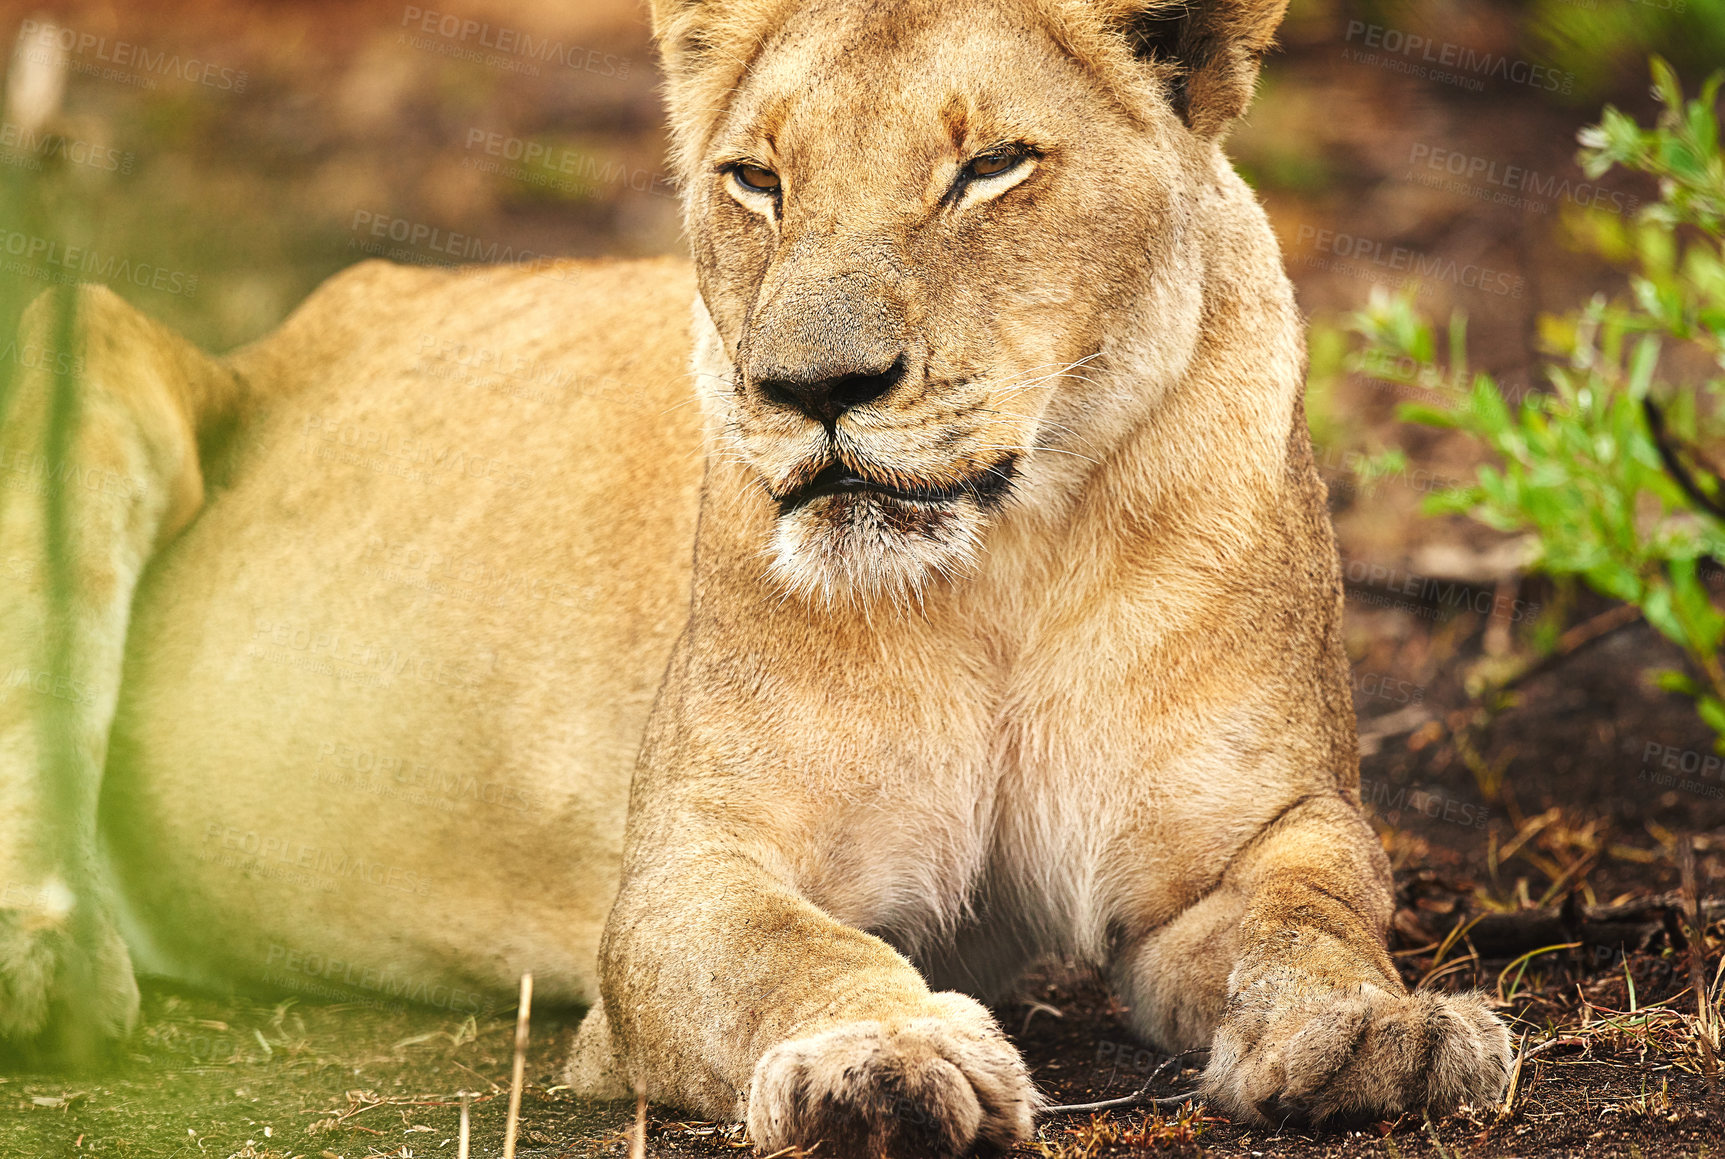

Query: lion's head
[652,0,1290,604]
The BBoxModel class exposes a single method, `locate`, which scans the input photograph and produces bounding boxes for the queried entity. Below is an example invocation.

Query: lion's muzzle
[774,454,1019,515]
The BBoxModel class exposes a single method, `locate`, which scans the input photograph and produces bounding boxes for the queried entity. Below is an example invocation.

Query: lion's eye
[732,164,781,193]
[964,150,1024,180]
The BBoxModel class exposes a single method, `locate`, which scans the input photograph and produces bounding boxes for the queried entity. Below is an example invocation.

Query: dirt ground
[1,0,1723,1155]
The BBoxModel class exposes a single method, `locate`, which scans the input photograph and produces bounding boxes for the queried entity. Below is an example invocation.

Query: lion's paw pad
[746,1011,1035,1159]
[1203,982,1511,1126]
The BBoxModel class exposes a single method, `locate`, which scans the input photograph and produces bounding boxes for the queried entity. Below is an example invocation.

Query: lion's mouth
[774,454,1019,515]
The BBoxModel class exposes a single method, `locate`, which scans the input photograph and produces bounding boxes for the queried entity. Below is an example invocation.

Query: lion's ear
[645,0,722,73]
[1083,0,1290,136]
[647,0,797,83]
[646,0,793,173]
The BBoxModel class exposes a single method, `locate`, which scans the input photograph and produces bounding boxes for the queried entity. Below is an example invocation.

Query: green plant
[1344,60,1725,745]
[1529,0,1725,106]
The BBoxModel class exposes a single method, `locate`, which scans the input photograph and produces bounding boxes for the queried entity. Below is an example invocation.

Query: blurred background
[2,0,1723,1155]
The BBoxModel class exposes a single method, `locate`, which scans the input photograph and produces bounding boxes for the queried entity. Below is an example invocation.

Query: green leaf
[1589,559,1647,605]
[1642,581,1684,644]
[1468,374,1513,437]
[1669,558,1725,653]
[1625,336,1661,401]
[1698,696,1725,739]
[1653,668,1702,696]
[1396,402,1458,429]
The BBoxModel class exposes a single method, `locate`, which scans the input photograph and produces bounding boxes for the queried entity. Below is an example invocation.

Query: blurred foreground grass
[3,981,616,1159]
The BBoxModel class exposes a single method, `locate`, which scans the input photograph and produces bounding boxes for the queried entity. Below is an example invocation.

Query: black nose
[756,355,907,427]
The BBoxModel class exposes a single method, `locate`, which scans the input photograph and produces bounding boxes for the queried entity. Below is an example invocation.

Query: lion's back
[228,255,700,427]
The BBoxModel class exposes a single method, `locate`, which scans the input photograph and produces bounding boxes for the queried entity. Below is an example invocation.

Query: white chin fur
[767,493,985,608]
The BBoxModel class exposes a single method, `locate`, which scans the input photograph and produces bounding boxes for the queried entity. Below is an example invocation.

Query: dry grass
[1030,1104,1223,1158]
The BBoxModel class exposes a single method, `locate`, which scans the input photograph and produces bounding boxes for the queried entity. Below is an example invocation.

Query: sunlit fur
[673,0,1214,610]
[0,0,1511,1151]
[592,0,1508,1146]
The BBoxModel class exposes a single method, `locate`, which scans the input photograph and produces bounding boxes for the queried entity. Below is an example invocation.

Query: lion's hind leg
[0,284,239,1059]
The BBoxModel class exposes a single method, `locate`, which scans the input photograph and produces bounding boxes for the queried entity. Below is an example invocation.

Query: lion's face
[663,0,1277,604]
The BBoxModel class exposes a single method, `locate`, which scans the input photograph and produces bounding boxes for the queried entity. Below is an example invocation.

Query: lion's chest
[767,576,1317,969]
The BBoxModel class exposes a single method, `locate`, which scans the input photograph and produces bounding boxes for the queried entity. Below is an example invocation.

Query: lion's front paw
[0,893,139,1057]
[1202,976,1511,1126]
[745,994,1036,1159]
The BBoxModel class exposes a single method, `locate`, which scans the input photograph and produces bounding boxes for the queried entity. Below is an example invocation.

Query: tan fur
[0,0,1508,1150]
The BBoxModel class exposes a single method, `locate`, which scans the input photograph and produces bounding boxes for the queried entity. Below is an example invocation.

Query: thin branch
[1039,1051,1203,1116]
[1488,603,1643,695]
[1644,395,1725,521]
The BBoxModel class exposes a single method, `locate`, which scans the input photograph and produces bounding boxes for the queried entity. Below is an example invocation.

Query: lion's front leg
[1111,794,1511,1126]
[576,848,1037,1159]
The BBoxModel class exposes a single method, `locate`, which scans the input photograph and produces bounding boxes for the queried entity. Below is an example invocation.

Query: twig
[1521,1035,1588,1062]
[1501,1029,1590,1112]
[1499,1031,1532,1117]
[457,1091,470,1159]
[1680,836,1721,1101]
[451,1059,503,1092]
[630,1087,647,1159]
[1417,914,1486,990]
[1489,603,1643,694]
[1644,396,1725,521]
[1039,1051,1202,1115]
[1422,1113,1456,1159]
[1043,1090,1201,1115]
[1497,943,1582,1004]
[1019,1000,1064,1036]
[1496,808,1562,867]
[503,972,533,1159]
[1465,891,1723,960]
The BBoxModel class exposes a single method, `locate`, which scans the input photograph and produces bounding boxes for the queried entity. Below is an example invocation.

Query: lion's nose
[755,355,907,427]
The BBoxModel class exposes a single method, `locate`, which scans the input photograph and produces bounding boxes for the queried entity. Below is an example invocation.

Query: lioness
[0,0,1512,1153]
